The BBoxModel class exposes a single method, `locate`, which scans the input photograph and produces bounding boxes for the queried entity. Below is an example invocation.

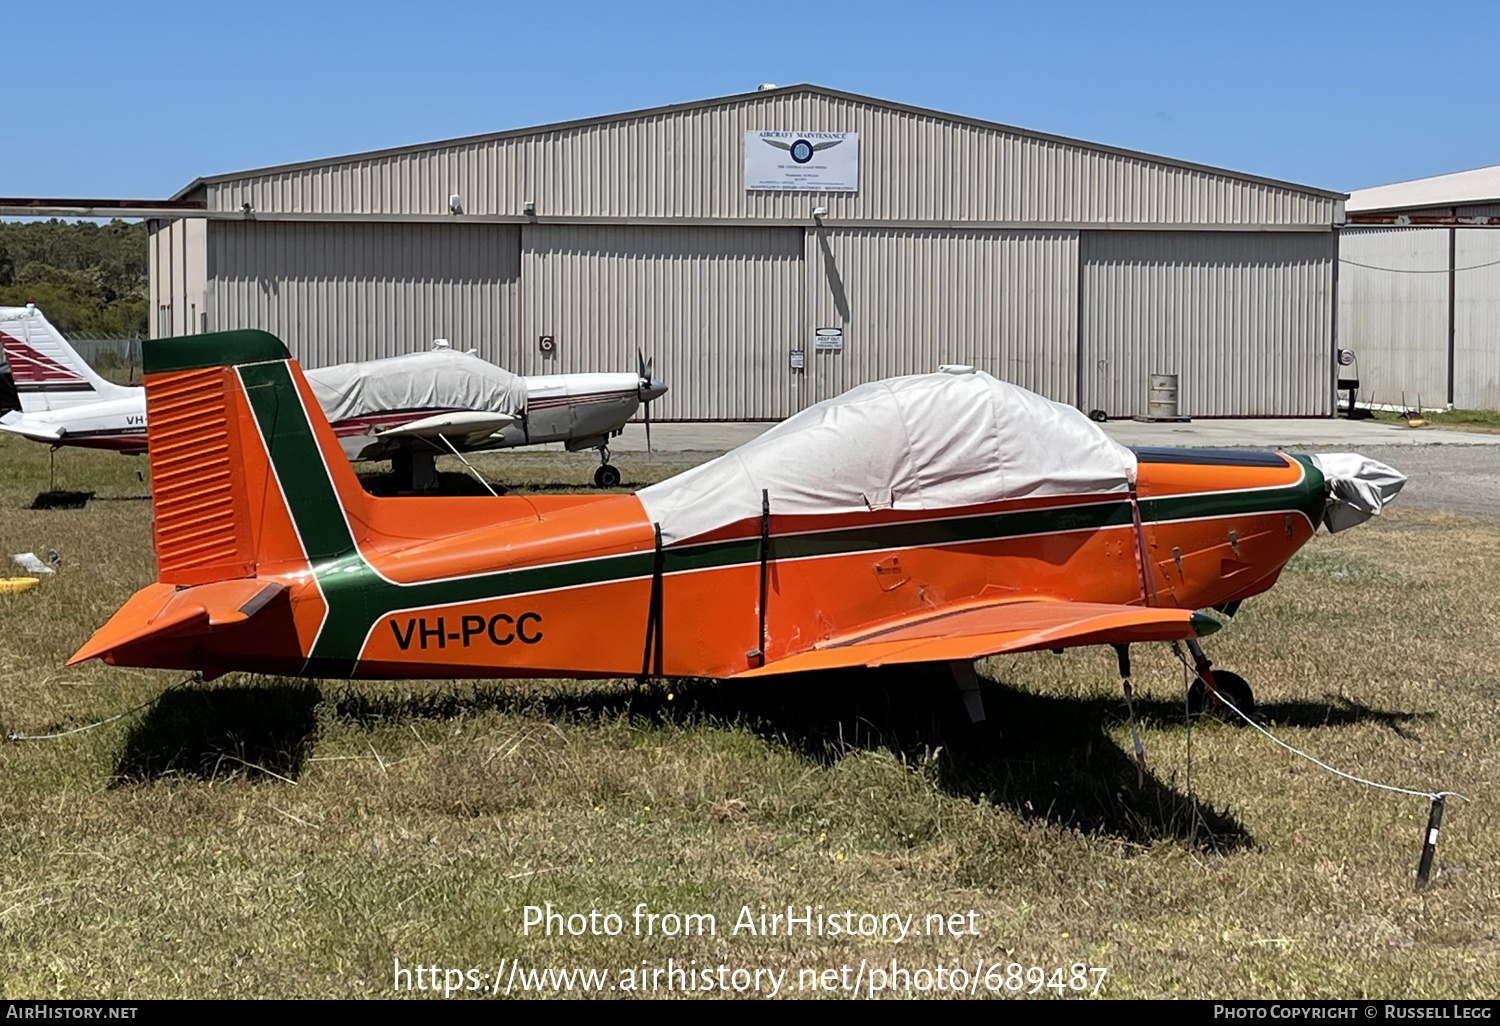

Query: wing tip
[1190,611,1223,637]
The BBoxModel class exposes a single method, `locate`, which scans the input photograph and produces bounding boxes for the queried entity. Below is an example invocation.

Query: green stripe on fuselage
[1138,456,1326,528]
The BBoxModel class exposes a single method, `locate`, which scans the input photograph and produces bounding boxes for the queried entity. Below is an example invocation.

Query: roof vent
[756,82,777,91]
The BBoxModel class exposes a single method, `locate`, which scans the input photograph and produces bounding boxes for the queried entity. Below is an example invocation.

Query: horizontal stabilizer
[68,579,286,665]
[733,598,1218,679]
[0,414,63,441]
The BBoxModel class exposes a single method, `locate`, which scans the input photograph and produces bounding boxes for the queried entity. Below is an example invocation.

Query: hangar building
[1340,165,1500,410]
[149,85,1346,421]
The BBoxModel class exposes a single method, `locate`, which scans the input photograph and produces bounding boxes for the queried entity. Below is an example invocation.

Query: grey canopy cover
[636,369,1138,545]
[303,350,527,423]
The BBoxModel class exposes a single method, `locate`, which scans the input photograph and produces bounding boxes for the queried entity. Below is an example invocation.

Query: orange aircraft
[71,331,1404,718]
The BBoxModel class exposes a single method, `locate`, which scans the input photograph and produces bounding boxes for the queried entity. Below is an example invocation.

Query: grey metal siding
[1454,229,1500,408]
[149,219,207,340]
[204,92,1338,228]
[518,224,805,420]
[207,221,520,368]
[1080,231,1335,417]
[803,228,1078,405]
[148,221,165,338]
[1337,228,1450,407]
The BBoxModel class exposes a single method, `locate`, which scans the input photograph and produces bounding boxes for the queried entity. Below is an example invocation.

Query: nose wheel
[1180,637,1254,720]
[1187,669,1255,718]
[592,447,621,489]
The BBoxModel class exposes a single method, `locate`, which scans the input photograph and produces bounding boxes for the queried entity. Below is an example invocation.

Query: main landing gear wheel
[591,446,622,489]
[1188,670,1255,720]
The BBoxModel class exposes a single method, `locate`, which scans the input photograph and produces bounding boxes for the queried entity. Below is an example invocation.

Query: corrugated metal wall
[203,90,1339,228]
[1337,228,1450,407]
[1080,231,1335,417]
[518,224,804,419]
[804,228,1079,404]
[1455,229,1500,408]
[148,219,207,339]
[170,89,1345,419]
[207,221,521,368]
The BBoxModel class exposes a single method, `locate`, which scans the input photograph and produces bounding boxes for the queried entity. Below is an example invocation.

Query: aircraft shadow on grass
[111,670,1426,850]
[112,681,323,786]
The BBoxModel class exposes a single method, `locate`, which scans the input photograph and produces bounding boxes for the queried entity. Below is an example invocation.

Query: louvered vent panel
[146,367,255,584]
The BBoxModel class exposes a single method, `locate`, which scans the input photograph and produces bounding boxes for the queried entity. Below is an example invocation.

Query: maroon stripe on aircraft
[525,390,635,410]
[39,429,147,454]
[0,333,87,385]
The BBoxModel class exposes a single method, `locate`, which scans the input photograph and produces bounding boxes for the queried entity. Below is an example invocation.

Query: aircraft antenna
[640,524,665,679]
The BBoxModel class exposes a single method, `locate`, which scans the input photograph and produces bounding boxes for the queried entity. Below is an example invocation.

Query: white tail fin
[0,305,135,413]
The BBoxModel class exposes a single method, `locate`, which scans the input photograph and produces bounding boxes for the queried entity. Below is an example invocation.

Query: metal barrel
[1147,373,1179,419]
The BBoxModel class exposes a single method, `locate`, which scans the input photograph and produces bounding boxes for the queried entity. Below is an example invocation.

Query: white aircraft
[0,304,667,488]
[0,304,147,452]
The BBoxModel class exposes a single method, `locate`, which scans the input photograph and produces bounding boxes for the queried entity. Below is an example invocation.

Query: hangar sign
[745,131,858,192]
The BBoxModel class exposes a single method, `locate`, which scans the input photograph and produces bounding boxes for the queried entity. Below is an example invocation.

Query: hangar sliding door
[1337,229,1450,408]
[1080,231,1335,418]
[804,228,1080,406]
[519,224,805,421]
[1454,229,1500,410]
[207,221,521,369]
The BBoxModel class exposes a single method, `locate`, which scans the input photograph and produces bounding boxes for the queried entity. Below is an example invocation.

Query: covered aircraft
[0,305,667,487]
[72,330,1405,717]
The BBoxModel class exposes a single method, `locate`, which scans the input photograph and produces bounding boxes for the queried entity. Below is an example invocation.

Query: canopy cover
[637,369,1138,544]
[303,350,527,424]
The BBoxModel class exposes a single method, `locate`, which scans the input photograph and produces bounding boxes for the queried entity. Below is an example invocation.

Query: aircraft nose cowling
[1309,453,1407,533]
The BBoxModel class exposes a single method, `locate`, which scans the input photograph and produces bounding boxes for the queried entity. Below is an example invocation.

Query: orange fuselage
[76,359,1324,681]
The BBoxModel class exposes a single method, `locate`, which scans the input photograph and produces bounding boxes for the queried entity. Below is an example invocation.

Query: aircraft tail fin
[142,330,371,587]
[0,305,135,412]
[69,330,373,670]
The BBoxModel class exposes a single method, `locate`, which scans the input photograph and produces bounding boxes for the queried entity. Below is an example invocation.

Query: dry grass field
[1,434,1496,1000]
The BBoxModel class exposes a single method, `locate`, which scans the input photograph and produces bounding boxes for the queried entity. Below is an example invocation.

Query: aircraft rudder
[143,329,368,585]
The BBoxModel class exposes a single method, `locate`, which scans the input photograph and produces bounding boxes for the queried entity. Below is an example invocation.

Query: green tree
[0,218,147,336]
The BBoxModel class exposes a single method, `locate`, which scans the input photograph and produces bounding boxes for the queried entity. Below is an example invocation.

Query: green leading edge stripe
[235,360,1324,675]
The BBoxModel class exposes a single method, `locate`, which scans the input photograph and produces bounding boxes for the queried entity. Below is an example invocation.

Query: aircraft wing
[375,410,518,441]
[732,598,1219,679]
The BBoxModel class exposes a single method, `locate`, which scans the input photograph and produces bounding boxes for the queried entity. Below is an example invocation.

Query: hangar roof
[177,84,1341,201]
[173,84,1343,228]
[1347,163,1500,214]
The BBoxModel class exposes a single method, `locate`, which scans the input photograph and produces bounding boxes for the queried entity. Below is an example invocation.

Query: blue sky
[10,0,1499,199]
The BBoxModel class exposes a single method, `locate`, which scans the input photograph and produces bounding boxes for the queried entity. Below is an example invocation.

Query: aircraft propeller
[638,348,665,454]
